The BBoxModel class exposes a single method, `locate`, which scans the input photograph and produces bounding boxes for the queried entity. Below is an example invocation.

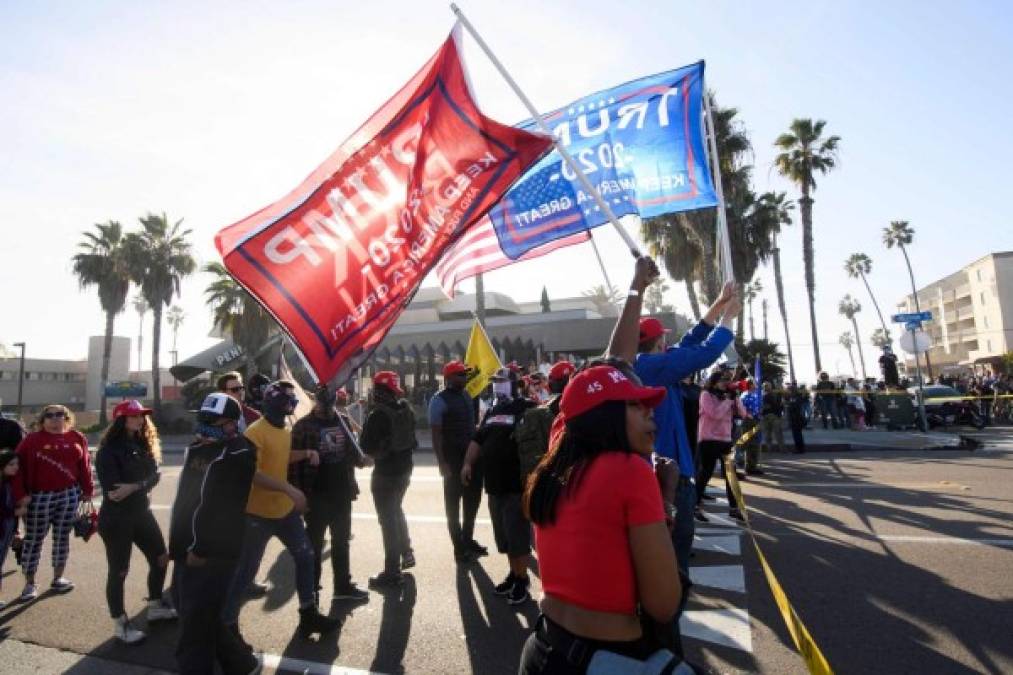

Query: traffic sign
[892,311,932,323]
[900,329,931,354]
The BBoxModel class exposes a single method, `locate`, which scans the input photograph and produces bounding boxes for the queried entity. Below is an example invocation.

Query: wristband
[627,289,641,298]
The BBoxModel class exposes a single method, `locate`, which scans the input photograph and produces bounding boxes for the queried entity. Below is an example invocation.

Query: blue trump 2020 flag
[488,61,717,260]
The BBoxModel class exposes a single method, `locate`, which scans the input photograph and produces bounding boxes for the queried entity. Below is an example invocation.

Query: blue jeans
[672,478,696,579]
[221,511,316,624]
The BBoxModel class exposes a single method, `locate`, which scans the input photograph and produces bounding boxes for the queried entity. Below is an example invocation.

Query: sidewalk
[799,427,967,451]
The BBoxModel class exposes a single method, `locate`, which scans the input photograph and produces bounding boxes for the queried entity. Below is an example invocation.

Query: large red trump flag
[215,27,552,384]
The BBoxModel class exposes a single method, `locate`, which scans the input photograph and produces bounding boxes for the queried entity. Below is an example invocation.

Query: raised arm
[607,256,660,363]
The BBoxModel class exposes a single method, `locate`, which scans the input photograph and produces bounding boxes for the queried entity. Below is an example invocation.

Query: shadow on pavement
[456,563,538,675]
[367,573,417,675]
[737,454,1013,673]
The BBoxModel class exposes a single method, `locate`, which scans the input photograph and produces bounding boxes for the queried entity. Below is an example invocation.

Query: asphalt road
[1,427,1011,674]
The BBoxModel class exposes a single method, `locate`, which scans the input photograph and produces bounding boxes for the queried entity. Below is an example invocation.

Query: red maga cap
[112,399,152,419]
[443,360,472,377]
[638,317,671,343]
[373,370,404,396]
[560,365,666,420]
[548,361,576,382]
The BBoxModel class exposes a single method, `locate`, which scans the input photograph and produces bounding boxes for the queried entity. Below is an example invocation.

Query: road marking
[680,608,752,652]
[876,535,1013,546]
[688,565,746,593]
[262,652,383,674]
[692,535,741,556]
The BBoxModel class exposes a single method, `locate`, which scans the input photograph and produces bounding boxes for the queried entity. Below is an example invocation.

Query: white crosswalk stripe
[682,485,752,654]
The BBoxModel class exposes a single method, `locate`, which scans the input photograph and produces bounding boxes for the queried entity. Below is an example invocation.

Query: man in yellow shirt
[221,381,340,639]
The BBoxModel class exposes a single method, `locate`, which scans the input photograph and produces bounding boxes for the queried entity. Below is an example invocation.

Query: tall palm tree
[71,221,132,425]
[744,279,763,341]
[870,328,892,348]
[774,118,841,375]
[755,191,797,382]
[582,284,622,317]
[839,332,857,378]
[838,295,867,380]
[641,214,703,320]
[204,261,277,360]
[883,220,933,378]
[762,298,769,341]
[131,296,148,373]
[124,213,196,418]
[844,253,890,343]
[167,305,185,361]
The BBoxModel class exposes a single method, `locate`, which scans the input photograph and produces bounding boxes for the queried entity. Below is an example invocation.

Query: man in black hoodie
[170,392,260,675]
[360,371,416,588]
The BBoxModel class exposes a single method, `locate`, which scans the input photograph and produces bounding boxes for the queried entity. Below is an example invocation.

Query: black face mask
[263,393,295,427]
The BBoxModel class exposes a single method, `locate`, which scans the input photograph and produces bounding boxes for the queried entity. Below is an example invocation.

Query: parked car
[909,385,985,429]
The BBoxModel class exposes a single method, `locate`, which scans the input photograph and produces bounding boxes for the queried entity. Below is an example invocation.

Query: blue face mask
[196,422,229,440]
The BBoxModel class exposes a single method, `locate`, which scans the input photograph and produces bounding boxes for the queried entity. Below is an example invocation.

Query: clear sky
[2,1,1011,381]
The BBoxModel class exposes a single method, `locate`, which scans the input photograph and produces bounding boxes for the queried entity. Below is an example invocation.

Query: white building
[895,251,1013,373]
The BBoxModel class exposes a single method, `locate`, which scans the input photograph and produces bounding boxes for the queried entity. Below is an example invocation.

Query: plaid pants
[22,485,80,577]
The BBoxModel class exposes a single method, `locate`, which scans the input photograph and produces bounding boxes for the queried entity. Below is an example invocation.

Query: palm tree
[582,284,622,317]
[838,295,867,380]
[744,279,763,341]
[845,253,890,343]
[755,191,797,382]
[641,214,704,320]
[131,296,148,373]
[167,305,185,360]
[644,279,672,315]
[870,328,892,348]
[736,338,787,382]
[839,331,857,378]
[762,298,769,341]
[72,221,132,425]
[204,261,277,360]
[124,213,196,418]
[774,118,841,375]
[883,220,933,378]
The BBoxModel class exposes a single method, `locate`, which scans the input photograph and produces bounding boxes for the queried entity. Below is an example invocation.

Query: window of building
[987,339,992,352]
[980,292,986,305]
[976,269,982,282]
[26,372,38,381]
[984,316,989,328]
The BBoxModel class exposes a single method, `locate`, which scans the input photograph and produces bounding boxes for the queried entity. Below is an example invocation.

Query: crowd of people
[2,255,1012,674]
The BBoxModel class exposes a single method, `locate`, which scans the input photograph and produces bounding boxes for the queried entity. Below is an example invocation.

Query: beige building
[895,251,1013,373]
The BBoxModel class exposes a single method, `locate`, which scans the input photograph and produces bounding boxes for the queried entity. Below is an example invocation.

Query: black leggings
[695,440,738,510]
[98,506,168,617]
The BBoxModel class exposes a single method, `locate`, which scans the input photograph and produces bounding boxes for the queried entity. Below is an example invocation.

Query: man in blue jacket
[609,263,739,573]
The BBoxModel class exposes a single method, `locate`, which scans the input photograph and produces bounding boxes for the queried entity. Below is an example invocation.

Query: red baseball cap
[112,399,152,419]
[443,360,472,377]
[373,371,404,397]
[335,388,350,405]
[560,365,666,421]
[548,361,576,382]
[638,317,671,343]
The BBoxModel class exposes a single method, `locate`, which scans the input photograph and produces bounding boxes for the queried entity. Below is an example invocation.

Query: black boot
[298,606,342,638]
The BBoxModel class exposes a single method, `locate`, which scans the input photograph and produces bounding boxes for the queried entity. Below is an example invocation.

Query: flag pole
[702,91,735,282]
[450,3,642,264]
[701,87,741,365]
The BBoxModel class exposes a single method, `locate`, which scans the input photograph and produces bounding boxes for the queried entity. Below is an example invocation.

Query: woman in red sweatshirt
[14,404,94,602]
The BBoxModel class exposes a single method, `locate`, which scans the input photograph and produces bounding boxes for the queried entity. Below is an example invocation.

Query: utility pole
[475,272,486,328]
[13,342,25,419]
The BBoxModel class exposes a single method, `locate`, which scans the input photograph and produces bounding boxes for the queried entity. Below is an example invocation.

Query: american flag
[436,215,588,297]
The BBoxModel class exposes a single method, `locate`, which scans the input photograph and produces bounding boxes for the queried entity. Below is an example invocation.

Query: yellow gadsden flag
[464,319,502,398]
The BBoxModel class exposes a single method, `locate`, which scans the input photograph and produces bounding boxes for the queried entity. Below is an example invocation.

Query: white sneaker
[113,615,146,644]
[50,577,74,593]
[146,599,178,622]
[18,584,37,602]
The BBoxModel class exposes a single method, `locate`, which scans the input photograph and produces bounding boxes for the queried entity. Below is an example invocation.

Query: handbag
[587,648,699,674]
[72,501,98,541]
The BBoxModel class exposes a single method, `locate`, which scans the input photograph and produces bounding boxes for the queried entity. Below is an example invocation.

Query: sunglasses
[226,385,245,393]
[43,411,67,419]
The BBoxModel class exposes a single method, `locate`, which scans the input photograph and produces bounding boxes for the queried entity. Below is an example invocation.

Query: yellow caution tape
[721,427,834,675]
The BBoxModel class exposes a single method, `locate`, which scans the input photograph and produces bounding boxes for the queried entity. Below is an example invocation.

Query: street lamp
[12,342,25,419]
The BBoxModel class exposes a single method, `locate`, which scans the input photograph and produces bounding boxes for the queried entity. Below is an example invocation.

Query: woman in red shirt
[14,404,94,602]
[520,365,681,674]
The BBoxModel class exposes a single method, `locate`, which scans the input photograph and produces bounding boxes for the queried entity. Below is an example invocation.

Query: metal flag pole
[701,88,740,366]
[450,3,643,271]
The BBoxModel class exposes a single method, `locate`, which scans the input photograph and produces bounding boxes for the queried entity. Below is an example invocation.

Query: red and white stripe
[436,217,588,297]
